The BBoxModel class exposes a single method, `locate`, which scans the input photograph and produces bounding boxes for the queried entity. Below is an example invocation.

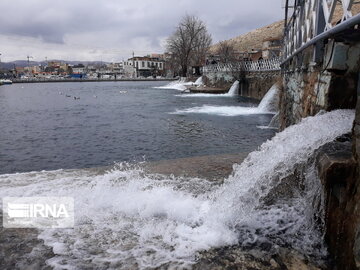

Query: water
[173,84,279,116]
[227,80,239,96]
[257,84,279,112]
[154,77,194,91]
[1,81,353,269]
[0,81,275,174]
[194,76,203,86]
[176,80,239,98]
[0,109,354,269]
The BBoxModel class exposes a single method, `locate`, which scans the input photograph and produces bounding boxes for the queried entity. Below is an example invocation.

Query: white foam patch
[0,110,355,269]
[154,78,195,91]
[172,105,267,116]
[257,125,279,130]
[172,84,279,116]
[176,80,239,98]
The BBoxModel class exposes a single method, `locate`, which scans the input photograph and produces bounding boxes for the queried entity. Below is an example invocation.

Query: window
[142,61,145,67]
[148,62,150,68]
[159,63,162,69]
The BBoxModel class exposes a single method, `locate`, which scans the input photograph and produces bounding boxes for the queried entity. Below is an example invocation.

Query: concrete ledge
[188,86,228,94]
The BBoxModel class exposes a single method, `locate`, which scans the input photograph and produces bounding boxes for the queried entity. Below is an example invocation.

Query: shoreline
[10,78,177,84]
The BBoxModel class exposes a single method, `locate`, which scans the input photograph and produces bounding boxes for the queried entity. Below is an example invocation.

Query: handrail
[203,58,281,73]
[282,13,360,65]
[283,0,360,65]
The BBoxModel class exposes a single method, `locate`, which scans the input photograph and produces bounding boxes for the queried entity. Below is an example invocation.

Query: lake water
[0,81,355,269]
[0,81,275,174]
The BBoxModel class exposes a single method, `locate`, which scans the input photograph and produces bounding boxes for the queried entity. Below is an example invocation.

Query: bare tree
[217,41,237,63]
[166,15,212,77]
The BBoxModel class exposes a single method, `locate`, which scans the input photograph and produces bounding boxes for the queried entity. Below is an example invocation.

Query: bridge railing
[283,0,360,64]
[203,58,281,73]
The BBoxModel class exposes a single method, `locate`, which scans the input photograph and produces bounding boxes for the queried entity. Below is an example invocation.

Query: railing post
[313,0,326,63]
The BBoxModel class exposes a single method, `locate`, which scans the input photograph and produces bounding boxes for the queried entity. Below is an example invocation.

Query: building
[262,38,282,59]
[72,64,86,74]
[127,56,165,77]
[122,61,136,78]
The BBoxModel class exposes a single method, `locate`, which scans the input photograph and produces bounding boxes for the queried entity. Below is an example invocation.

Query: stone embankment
[202,71,280,100]
[280,28,360,270]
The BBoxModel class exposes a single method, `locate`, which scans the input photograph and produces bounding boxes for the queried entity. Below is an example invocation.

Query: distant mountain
[0,60,110,69]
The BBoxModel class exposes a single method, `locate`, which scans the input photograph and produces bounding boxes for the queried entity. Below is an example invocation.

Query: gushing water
[227,80,239,96]
[0,110,354,269]
[154,78,194,91]
[194,76,203,86]
[176,80,239,98]
[173,84,280,116]
[257,84,279,112]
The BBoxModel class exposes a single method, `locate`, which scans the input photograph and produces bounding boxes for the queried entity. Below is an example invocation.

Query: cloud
[0,0,283,62]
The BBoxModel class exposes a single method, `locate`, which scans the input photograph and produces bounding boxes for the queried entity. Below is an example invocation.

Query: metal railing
[203,58,281,73]
[283,0,360,64]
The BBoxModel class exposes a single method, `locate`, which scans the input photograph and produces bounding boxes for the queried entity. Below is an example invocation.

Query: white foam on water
[0,110,354,269]
[154,78,194,91]
[176,80,239,98]
[173,84,279,116]
[171,105,262,116]
[257,125,279,130]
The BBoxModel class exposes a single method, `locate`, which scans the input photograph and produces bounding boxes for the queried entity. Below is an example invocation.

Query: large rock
[316,133,359,270]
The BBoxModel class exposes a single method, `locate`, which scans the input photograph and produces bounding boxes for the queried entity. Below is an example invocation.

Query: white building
[127,56,165,77]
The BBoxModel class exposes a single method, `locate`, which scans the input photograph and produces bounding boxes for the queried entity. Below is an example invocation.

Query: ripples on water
[0,81,355,269]
[0,109,354,269]
[0,81,275,174]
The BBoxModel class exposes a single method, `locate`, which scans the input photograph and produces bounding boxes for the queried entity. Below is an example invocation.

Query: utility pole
[0,53,2,75]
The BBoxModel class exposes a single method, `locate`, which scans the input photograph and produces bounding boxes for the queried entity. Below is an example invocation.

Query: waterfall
[268,112,280,128]
[173,83,280,116]
[194,76,203,86]
[227,80,239,96]
[154,77,193,91]
[257,84,279,112]
[0,110,354,269]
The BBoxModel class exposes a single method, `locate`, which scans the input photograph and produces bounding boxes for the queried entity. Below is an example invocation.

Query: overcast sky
[0,0,284,62]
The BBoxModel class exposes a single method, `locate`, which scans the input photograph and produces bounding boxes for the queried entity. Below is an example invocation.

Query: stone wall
[282,37,360,269]
[280,40,360,129]
[203,71,280,100]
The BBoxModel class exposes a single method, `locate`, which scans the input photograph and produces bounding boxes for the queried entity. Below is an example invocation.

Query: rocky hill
[210,2,360,54]
[209,20,284,53]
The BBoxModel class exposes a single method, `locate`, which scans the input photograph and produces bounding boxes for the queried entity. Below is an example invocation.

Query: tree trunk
[181,66,187,77]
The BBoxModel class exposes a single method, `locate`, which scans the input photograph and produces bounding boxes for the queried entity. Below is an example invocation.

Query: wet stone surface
[0,213,54,270]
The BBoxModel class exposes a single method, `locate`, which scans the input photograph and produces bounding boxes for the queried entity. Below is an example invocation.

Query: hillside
[210,2,360,54]
[209,20,284,53]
